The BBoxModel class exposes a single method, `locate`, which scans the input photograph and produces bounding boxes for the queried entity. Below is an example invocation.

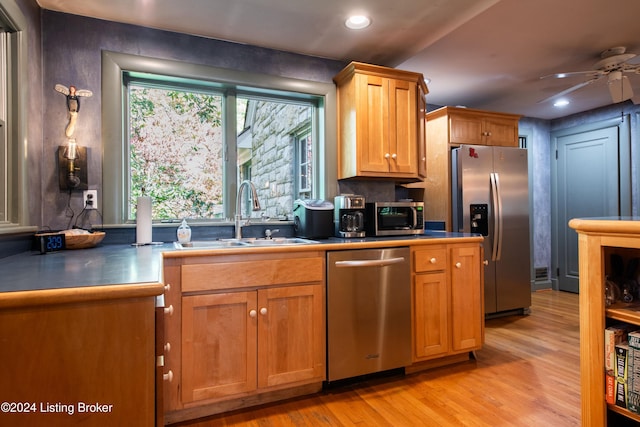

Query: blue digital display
[46,235,64,250]
[38,233,66,253]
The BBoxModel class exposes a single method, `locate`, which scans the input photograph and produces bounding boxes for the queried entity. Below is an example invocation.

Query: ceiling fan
[539,46,640,104]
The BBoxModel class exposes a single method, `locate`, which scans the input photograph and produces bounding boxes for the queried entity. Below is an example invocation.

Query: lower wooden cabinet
[450,244,484,352]
[412,243,484,362]
[180,284,325,404]
[161,242,482,423]
[414,270,449,358]
[0,284,163,427]
[162,251,326,424]
[181,291,258,403]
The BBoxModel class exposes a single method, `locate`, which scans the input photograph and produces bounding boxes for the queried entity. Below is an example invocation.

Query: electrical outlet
[83,190,98,210]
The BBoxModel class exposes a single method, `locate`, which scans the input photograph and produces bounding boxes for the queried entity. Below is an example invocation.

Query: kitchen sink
[173,237,318,250]
[244,237,318,246]
[173,240,250,249]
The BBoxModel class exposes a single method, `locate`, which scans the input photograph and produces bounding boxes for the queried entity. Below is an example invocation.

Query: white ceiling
[37,0,640,120]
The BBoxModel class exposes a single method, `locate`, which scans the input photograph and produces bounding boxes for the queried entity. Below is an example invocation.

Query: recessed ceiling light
[554,99,570,107]
[345,15,371,30]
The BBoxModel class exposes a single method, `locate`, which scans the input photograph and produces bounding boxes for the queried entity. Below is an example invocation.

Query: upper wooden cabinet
[429,106,521,147]
[334,62,428,181]
[423,106,521,230]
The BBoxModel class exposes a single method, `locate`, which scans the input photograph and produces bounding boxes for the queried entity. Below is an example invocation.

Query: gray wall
[523,101,640,287]
[39,10,346,230]
[519,117,552,285]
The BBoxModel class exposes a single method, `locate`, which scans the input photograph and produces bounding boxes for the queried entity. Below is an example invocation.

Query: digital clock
[36,233,66,253]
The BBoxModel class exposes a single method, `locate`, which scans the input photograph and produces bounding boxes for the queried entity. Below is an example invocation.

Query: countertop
[568,216,640,234]
[0,231,481,294]
[0,243,170,293]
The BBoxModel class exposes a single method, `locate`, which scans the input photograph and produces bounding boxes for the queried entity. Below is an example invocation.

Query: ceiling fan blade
[609,75,634,103]
[540,70,601,80]
[537,77,601,104]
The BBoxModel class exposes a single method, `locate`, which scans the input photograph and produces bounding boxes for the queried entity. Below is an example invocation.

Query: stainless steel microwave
[365,202,425,236]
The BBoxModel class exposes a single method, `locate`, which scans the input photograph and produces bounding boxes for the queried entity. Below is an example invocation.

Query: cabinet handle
[391,153,397,160]
[487,132,492,136]
[164,342,171,353]
[249,309,257,318]
[455,262,462,269]
[164,283,171,292]
[163,370,173,382]
[483,260,489,266]
[385,153,391,159]
[430,257,437,264]
[164,304,174,315]
[260,307,268,316]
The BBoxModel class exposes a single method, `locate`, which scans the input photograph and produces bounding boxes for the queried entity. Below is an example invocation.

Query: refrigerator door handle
[490,172,504,261]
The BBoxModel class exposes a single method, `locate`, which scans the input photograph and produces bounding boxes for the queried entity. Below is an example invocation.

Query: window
[125,77,316,221]
[0,32,7,223]
[102,51,337,225]
[127,83,225,220]
[296,129,312,199]
[0,0,28,232]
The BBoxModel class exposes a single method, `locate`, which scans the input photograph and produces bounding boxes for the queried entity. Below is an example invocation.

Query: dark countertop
[0,231,480,294]
[0,243,171,293]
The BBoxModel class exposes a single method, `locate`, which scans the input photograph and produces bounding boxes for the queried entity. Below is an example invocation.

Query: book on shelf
[606,325,634,371]
[616,342,630,408]
[627,331,640,413]
[606,370,616,405]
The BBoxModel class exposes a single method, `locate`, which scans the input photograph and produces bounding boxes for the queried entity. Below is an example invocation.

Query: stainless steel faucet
[235,180,261,239]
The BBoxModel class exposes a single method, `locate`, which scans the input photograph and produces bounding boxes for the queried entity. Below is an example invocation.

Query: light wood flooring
[172,290,581,426]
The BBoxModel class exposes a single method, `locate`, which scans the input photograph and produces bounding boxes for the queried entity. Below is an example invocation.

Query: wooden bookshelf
[569,218,640,426]
[606,303,640,325]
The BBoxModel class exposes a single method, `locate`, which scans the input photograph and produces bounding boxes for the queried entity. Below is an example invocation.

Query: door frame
[550,115,631,291]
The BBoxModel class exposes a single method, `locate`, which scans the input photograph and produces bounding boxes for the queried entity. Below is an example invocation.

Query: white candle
[136,196,152,244]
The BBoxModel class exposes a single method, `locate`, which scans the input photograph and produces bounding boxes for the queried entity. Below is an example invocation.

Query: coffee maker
[334,195,366,238]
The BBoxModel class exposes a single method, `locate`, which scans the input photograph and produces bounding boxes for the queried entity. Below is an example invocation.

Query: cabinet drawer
[414,247,447,272]
[182,256,325,292]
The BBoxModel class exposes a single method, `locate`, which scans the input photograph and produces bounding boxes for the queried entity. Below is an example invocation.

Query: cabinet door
[413,271,449,360]
[450,244,483,352]
[356,73,390,173]
[257,284,325,388]
[449,113,484,145]
[485,116,519,147]
[181,291,257,403]
[389,78,418,174]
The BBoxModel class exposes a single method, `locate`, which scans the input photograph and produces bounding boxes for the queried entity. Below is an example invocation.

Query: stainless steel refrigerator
[452,145,531,315]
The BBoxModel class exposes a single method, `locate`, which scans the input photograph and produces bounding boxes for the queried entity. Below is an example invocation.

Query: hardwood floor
[171,290,581,426]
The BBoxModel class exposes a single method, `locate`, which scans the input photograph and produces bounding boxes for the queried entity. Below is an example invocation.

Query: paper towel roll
[136,196,152,244]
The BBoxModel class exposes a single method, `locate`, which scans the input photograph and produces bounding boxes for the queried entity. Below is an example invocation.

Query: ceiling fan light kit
[539,46,640,105]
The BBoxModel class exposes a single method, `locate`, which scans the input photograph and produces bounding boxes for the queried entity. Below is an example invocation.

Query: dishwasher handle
[334,257,406,268]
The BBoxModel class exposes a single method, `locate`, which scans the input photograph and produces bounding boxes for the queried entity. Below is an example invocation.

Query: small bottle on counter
[177,219,191,243]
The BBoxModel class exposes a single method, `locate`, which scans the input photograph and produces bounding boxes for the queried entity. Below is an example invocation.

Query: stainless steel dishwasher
[326,247,411,382]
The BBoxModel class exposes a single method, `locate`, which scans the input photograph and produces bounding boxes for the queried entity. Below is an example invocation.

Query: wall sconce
[58,138,88,191]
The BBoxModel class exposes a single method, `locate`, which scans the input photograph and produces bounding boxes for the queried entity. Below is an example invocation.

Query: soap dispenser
[177,219,191,244]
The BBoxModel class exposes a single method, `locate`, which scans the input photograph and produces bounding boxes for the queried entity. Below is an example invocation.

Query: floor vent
[535,266,549,282]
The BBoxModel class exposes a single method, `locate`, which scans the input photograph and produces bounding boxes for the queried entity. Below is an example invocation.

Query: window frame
[102,51,337,225]
[295,126,313,198]
[0,0,29,234]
